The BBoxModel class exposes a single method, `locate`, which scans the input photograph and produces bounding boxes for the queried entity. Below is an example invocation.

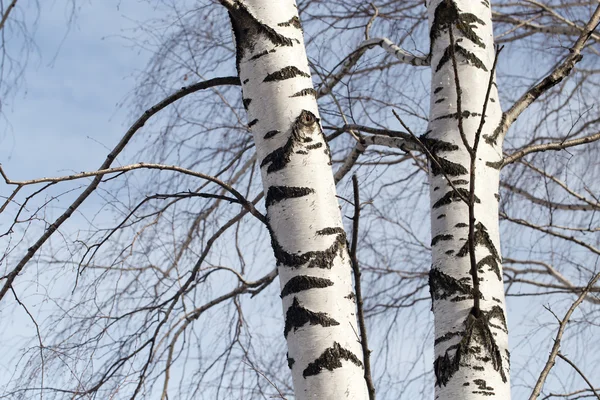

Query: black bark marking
[264,66,310,82]
[431,157,469,177]
[457,222,500,261]
[485,113,506,145]
[430,1,486,72]
[419,136,459,153]
[243,78,250,84]
[345,292,356,302]
[486,159,503,170]
[434,86,444,94]
[292,110,319,140]
[260,110,320,173]
[438,43,486,71]
[455,222,468,228]
[291,87,317,98]
[261,137,294,173]
[486,305,508,332]
[248,118,259,128]
[435,330,463,345]
[430,1,485,47]
[270,229,347,269]
[429,268,473,304]
[295,150,308,155]
[452,179,469,185]
[287,355,295,369]
[280,275,334,297]
[433,310,507,387]
[284,297,339,338]
[324,147,332,165]
[249,48,277,60]
[455,14,486,48]
[477,255,501,280]
[317,227,345,235]
[430,0,459,47]
[266,186,314,207]
[432,234,453,246]
[306,142,322,150]
[264,130,280,139]
[278,16,302,29]
[433,188,479,209]
[435,98,446,104]
[437,213,446,219]
[473,378,494,395]
[494,193,500,201]
[302,342,363,378]
[229,4,295,73]
[435,110,483,121]
[243,98,252,110]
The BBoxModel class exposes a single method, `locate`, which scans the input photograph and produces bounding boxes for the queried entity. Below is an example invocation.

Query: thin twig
[448,25,471,154]
[500,212,600,256]
[557,353,600,399]
[317,37,428,97]
[502,131,600,167]
[0,76,240,304]
[1,163,265,224]
[350,175,375,400]
[0,0,18,32]
[11,286,45,400]
[364,3,378,40]
[0,183,22,213]
[466,45,503,314]
[392,109,469,205]
[523,0,600,41]
[494,3,600,144]
[529,272,600,400]
[242,360,288,400]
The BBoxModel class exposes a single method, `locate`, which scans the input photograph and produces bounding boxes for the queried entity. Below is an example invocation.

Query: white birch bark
[425,1,511,398]
[227,1,370,399]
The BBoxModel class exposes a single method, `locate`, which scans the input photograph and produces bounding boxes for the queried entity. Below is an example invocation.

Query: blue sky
[1,0,159,181]
[0,0,163,389]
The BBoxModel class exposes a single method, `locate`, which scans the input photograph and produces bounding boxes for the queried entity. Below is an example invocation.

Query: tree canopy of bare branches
[1,0,599,399]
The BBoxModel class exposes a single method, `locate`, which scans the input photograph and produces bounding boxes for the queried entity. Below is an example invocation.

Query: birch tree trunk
[227,1,370,399]
[425,1,511,398]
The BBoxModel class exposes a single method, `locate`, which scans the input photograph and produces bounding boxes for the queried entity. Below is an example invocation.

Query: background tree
[1,0,600,399]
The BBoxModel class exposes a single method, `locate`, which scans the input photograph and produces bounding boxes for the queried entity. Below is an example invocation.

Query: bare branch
[529,272,600,400]
[0,76,240,304]
[364,3,378,40]
[318,37,428,97]
[557,353,600,399]
[492,4,600,144]
[0,0,18,32]
[350,175,375,400]
[502,131,600,167]
[504,258,600,304]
